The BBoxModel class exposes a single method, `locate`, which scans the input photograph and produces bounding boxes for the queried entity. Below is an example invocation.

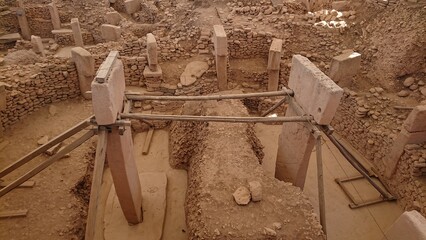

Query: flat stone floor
[255,123,403,240]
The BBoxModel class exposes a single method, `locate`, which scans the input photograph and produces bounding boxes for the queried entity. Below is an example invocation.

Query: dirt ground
[0,98,94,240]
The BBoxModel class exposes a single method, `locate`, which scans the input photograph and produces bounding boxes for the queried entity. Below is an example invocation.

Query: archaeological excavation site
[0,0,426,239]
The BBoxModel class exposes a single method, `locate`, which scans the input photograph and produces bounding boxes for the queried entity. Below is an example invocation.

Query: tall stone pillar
[212,25,228,91]
[31,35,46,57]
[16,0,31,40]
[267,38,283,91]
[91,51,142,224]
[71,47,95,99]
[143,33,163,91]
[71,18,84,47]
[48,2,61,30]
[275,55,343,189]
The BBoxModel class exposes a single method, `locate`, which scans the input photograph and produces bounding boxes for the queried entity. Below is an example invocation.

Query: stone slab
[48,2,61,30]
[383,211,426,240]
[106,126,142,224]
[92,54,125,125]
[289,55,343,125]
[143,65,162,78]
[267,38,283,70]
[105,172,167,240]
[212,25,227,56]
[101,24,122,42]
[0,33,22,43]
[124,0,141,14]
[403,105,426,133]
[216,55,227,90]
[180,61,209,86]
[71,18,84,47]
[106,12,122,25]
[51,29,73,35]
[71,47,95,99]
[329,51,361,87]
[146,33,158,68]
[31,35,45,57]
[268,69,279,91]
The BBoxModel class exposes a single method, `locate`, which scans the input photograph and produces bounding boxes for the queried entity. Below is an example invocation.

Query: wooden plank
[85,128,108,240]
[142,128,154,155]
[0,130,95,198]
[0,209,28,219]
[0,180,35,188]
[0,117,92,179]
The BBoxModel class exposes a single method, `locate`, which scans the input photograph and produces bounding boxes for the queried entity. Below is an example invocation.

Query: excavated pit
[170,98,325,239]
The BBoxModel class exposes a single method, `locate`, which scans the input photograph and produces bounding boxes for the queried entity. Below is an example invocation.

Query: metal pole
[120,113,313,123]
[126,89,293,101]
[261,97,287,117]
[315,135,327,235]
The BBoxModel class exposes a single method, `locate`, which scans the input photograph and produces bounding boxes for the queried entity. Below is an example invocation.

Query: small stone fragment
[397,90,410,97]
[263,227,277,236]
[248,181,262,202]
[403,77,415,87]
[37,136,49,145]
[273,222,282,230]
[233,186,251,205]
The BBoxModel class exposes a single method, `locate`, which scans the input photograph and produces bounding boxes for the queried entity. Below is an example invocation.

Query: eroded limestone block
[101,24,122,42]
[329,51,361,87]
[404,105,426,133]
[105,12,122,25]
[31,35,45,57]
[71,47,95,99]
[124,0,141,14]
[383,211,426,240]
[180,61,209,86]
[289,55,343,125]
[146,33,158,70]
[212,25,227,56]
[71,18,84,47]
[268,38,283,70]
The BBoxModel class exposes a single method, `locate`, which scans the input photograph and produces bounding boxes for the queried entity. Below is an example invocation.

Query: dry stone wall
[26,4,54,38]
[0,58,79,130]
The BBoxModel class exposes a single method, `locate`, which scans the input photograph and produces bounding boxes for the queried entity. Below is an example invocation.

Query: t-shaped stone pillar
[267,38,283,91]
[31,35,45,57]
[275,55,343,189]
[385,105,426,178]
[71,47,95,99]
[143,33,163,91]
[48,2,61,30]
[71,18,84,47]
[16,0,31,40]
[91,51,142,224]
[212,25,228,91]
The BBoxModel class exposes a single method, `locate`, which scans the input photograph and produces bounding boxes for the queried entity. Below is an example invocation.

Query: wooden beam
[121,113,313,123]
[85,128,108,240]
[142,128,154,155]
[0,209,28,219]
[0,180,35,188]
[0,130,95,198]
[0,117,92,179]
[126,89,293,101]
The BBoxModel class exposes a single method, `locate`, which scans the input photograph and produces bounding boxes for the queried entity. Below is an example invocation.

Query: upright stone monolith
[71,18,84,47]
[48,2,61,30]
[213,25,228,90]
[16,0,31,40]
[31,35,46,57]
[71,47,95,99]
[267,38,283,91]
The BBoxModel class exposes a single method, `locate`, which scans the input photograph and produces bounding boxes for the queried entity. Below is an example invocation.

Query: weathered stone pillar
[385,105,426,178]
[329,51,361,87]
[275,55,343,189]
[71,18,84,47]
[48,2,61,30]
[382,211,426,240]
[267,38,283,91]
[213,25,228,91]
[143,33,163,91]
[101,24,121,42]
[31,35,45,57]
[91,51,142,224]
[16,0,31,40]
[71,47,95,99]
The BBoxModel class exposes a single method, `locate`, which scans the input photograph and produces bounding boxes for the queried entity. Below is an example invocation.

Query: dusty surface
[0,98,93,240]
[170,99,325,239]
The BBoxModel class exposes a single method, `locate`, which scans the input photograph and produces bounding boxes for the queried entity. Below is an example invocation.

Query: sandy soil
[0,98,94,240]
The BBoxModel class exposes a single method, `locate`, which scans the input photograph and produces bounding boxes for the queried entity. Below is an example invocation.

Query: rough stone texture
[30,35,45,57]
[233,186,251,205]
[180,61,209,86]
[101,24,122,42]
[105,12,122,25]
[170,99,325,240]
[329,51,361,87]
[249,181,262,202]
[71,47,95,99]
[146,33,158,71]
[124,0,141,14]
[383,211,426,240]
[289,55,343,125]
[403,105,426,133]
[92,56,125,125]
[47,2,61,30]
[213,25,228,90]
[71,18,84,47]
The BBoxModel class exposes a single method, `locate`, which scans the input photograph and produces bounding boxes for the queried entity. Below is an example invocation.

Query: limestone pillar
[382,211,426,240]
[71,18,84,47]
[71,47,95,99]
[143,33,163,91]
[91,51,142,224]
[16,0,31,40]
[329,51,361,87]
[31,35,45,57]
[275,55,343,189]
[385,105,426,178]
[48,2,61,30]
[213,25,228,91]
[267,38,283,91]
[101,24,122,42]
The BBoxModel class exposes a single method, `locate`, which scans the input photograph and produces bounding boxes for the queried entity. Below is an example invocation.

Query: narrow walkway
[255,123,403,240]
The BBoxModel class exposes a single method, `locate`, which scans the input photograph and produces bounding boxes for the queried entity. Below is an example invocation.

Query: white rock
[180,61,209,86]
